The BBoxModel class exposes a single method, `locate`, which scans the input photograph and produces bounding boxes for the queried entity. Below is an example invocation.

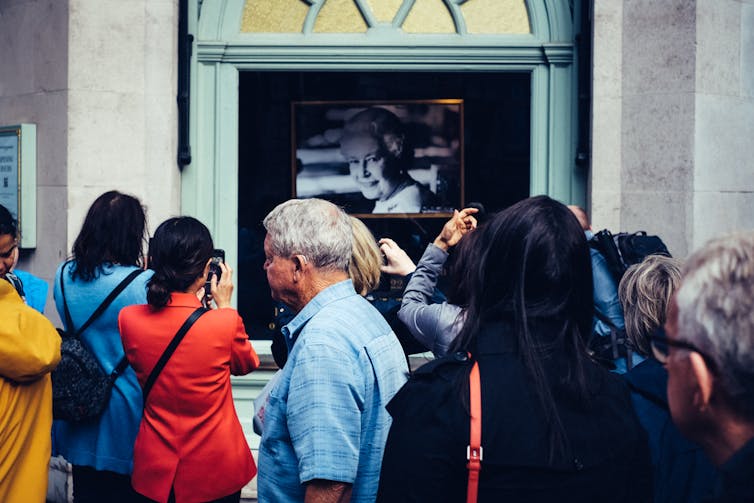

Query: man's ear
[689,352,714,411]
[291,254,308,280]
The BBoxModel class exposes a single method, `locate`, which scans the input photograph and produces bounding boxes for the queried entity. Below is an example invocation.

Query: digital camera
[206,249,225,288]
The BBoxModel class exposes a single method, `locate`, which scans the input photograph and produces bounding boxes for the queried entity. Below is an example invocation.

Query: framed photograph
[292,100,463,217]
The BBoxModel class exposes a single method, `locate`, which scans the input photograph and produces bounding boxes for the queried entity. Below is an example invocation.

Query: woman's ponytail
[147,273,172,309]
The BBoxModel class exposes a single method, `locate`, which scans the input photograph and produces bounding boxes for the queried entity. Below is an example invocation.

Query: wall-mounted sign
[0,124,36,248]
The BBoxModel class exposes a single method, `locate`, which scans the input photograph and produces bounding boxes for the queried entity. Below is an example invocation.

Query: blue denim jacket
[587,231,644,373]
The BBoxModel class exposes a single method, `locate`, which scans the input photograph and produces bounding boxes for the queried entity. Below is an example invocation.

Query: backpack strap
[110,355,131,381]
[60,264,145,377]
[142,307,208,404]
[60,263,144,337]
[467,360,482,503]
[59,262,76,334]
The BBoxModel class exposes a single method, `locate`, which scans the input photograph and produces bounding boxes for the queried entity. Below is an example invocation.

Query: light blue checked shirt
[257,280,408,502]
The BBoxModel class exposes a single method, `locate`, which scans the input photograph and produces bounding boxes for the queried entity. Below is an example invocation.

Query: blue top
[257,280,408,503]
[53,261,153,474]
[13,269,49,313]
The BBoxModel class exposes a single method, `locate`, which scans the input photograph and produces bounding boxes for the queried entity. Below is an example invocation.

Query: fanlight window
[241,0,531,35]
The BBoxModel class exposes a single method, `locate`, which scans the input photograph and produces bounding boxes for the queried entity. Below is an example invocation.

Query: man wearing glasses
[661,231,754,502]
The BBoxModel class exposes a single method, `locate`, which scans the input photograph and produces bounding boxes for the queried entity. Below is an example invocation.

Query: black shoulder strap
[61,264,143,337]
[59,262,76,333]
[142,307,208,404]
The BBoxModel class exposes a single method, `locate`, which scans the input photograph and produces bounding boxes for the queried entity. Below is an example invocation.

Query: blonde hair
[349,217,382,295]
[618,254,682,356]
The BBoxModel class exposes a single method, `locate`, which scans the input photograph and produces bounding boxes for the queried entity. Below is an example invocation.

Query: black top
[709,437,754,502]
[377,321,652,503]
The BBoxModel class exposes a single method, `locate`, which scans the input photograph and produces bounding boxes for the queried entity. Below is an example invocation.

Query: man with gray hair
[664,231,754,501]
[256,198,409,503]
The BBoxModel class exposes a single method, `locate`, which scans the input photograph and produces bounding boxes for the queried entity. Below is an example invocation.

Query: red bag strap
[467,361,482,503]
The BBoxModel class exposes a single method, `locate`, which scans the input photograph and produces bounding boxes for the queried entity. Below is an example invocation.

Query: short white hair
[676,231,754,419]
[263,198,352,272]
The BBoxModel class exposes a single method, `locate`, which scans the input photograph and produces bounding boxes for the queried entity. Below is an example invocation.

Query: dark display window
[238,71,530,339]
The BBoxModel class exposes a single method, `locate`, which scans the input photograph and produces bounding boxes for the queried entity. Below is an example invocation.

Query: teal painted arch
[527,0,574,42]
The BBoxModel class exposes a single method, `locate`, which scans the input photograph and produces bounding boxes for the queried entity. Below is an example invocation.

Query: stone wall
[0,0,70,313]
[0,0,180,317]
[67,0,181,247]
[592,0,754,258]
[691,0,754,249]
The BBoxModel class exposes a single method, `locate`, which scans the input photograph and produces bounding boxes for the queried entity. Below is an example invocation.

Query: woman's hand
[210,261,233,309]
[379,238,416,276]
[433,208,479,252]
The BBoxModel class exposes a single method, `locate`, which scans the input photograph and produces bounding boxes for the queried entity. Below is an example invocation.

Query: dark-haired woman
[119,216,259,503]
[377,196,652,502]
[53,190,153,502]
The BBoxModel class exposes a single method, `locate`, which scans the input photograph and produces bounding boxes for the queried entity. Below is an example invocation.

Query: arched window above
[240,0,531,35]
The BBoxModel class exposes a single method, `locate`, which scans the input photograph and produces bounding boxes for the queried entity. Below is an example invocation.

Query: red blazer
[119,293,260,503]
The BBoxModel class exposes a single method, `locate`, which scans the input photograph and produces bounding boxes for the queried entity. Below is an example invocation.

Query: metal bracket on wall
[178,0,193,170]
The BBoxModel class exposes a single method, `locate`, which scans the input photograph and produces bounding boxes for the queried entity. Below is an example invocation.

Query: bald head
[567,205,591,231]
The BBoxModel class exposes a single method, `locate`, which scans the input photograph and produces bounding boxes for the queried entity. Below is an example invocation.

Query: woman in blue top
[53,191,153,502]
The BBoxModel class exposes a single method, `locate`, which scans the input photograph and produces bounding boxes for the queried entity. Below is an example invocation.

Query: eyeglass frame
[648,327,717,371]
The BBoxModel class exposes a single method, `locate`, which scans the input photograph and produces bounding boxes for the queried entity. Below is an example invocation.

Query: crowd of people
[1,192,753,503]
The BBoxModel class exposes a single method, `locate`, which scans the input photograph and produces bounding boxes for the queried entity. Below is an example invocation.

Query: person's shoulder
[134,267,154,281]
[118,303,151,321]
[586,358,631,395]
[312,292,383,326]
[413,350,473,378]
[202,306,243,326]
[386,351,471,418]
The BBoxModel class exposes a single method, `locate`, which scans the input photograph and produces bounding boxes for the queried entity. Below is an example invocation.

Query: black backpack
[590,229,671,283]
[52,264,143,422]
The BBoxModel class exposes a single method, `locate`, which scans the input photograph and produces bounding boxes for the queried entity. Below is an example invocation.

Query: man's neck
[291,269,349,313]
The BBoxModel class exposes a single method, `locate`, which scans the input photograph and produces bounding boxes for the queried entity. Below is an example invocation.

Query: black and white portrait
[292,100,463,217]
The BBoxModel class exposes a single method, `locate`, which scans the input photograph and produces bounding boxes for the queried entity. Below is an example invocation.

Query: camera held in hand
[204,249,225,306]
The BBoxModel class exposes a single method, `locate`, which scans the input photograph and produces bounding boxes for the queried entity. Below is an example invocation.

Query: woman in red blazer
[119,217,260,503]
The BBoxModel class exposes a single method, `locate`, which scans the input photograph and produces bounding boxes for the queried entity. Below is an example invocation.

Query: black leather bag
[52,265,142,422]
[591,229,671,282]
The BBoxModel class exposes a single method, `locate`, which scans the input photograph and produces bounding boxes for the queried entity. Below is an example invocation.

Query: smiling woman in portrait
[340,107,437,214]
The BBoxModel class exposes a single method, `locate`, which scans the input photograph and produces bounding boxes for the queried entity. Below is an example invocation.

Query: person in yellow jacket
[0,206,61,503]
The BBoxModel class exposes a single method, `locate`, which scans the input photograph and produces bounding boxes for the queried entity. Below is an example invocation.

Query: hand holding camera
[204,250,233,309]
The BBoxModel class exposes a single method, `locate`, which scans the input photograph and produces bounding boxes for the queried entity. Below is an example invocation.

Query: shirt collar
[282,279,356,342]
[166,291,204,308]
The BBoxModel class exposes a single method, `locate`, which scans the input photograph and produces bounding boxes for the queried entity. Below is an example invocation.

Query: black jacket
[377,321,652,502]
[625,358,717,502]
[709,437,754,502]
